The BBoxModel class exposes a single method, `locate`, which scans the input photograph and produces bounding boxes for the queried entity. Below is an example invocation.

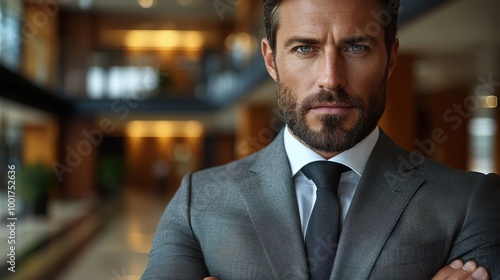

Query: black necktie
[302,161,350,280]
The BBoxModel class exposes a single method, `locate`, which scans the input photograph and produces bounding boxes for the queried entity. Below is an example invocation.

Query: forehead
[277,0,382,37]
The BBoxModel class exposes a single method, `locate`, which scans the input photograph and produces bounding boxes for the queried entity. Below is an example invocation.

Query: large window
[469,116,497,173]
[87,66,159,99]
[0,0,22,70]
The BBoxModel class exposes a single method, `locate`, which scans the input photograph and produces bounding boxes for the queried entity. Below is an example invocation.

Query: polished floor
[56,188,170,280]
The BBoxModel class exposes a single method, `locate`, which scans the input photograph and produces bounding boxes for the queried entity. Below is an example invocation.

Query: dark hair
[263,0,400,56]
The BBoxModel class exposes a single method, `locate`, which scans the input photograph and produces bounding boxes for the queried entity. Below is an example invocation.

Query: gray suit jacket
[142,130,500,280]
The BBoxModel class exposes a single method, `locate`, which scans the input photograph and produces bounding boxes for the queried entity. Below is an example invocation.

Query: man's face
[262,0,399,158]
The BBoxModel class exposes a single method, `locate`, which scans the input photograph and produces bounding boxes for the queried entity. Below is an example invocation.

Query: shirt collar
[284,126,380,177]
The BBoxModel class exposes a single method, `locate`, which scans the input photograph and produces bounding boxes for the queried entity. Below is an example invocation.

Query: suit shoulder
[189,133,286,186]
[417,156,498,187]
[379,133,495,186]
[190,151,260,185]
[374,133,491,185]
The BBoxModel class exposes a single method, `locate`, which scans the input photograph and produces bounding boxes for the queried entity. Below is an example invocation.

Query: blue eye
[297,46,312,53]
[348,45,365,53]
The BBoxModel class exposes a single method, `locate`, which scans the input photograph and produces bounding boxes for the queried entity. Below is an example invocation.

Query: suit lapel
[235,131,309,279]
[331,131,425,279]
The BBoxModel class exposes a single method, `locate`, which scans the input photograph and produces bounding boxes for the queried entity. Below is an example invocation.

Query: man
[142,0,500,279]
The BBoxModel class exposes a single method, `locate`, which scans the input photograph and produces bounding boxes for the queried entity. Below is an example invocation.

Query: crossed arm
[143,172,500,279]
[431,260,489,280]
[203,260,489,280]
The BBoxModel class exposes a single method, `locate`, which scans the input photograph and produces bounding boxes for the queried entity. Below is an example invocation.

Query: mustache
[301,88,365,110]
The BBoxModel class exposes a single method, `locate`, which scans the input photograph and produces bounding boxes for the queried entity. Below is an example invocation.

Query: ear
[387,38,399,79]
[261,37,278,82]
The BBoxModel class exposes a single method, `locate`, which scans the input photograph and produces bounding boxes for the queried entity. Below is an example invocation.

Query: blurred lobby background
[0,0,499,279]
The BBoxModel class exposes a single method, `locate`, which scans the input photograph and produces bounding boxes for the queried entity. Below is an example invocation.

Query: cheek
[277,57,316,91]
[346,61,386,94]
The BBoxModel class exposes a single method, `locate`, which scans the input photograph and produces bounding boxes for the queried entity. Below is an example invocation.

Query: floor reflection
[55,187,168,280]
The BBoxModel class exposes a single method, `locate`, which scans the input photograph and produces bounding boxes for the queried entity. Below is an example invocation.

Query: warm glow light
[137,0,156,8]
[484,95,498,108]
[126,121,204,138]
[225,32,258,60]
[124,30,205,49]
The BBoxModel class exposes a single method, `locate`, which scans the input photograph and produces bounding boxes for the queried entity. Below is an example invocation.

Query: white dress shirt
[284,126,380,237]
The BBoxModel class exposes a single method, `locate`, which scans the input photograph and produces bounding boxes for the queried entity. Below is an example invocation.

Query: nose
[317,51,347,91]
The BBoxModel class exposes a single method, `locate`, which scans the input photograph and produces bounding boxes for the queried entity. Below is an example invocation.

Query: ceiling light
[484,95,498,108]
[138,0,157,9]
[124,30,205,50]
[126,121,204,138]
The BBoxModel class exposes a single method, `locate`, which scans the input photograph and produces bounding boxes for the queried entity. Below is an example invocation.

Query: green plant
[17,163,56,204]
[97,156,125,193]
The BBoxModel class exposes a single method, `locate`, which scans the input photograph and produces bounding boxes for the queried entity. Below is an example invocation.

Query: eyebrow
[282,35,377,49]
[342,35,377,46]
[283,36,322,49]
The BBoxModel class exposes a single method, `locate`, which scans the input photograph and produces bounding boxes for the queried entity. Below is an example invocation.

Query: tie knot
[301,161,350,190]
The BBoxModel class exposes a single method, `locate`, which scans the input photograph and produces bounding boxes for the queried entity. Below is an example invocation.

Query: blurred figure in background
[152,159,169,196]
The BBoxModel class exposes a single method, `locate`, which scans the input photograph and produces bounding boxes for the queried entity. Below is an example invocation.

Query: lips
[308,103,355,114]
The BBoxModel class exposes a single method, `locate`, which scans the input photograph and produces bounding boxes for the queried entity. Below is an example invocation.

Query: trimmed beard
[277,70,388,154]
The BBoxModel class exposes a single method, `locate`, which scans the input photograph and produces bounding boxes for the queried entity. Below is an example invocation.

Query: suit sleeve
[448,173,500,279]
[141,173,209,280]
